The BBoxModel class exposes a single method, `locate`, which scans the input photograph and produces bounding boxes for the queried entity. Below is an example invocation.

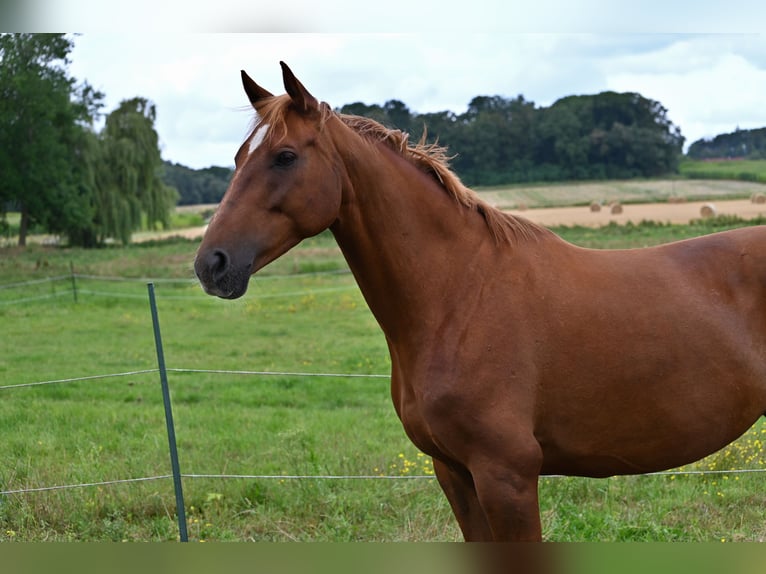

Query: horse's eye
[274,150,297,168]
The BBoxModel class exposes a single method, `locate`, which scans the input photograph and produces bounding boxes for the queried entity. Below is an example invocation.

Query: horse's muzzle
[194,247,251,299]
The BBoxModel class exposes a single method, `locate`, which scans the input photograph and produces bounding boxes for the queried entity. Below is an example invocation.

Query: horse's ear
[241,70,273,105]
[280,61,319,114]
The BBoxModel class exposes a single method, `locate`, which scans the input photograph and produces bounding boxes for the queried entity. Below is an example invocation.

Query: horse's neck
[329,141,492,344]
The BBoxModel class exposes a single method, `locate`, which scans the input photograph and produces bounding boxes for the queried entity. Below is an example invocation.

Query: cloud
[20,0,766,34]
[604,36,766,145]
[67,33,766,168]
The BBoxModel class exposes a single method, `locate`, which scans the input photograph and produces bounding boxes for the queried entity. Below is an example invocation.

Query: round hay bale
[610,202,623,215]
[589,201,601,212]
[516,203,528,212]
[700,203,717,218]
[752,192,766,204]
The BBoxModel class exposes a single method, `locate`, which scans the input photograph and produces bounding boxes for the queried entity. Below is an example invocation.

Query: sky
[7,1,766,170]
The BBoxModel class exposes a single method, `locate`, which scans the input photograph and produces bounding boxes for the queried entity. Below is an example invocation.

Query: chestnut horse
[195,62,766,541]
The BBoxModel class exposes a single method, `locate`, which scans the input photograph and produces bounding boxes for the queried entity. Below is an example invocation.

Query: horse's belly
[538,420,757,477]
[535,366,765,477]
[529,268,766,476]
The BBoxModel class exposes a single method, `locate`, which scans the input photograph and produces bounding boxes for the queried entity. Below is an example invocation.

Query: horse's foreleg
[471,456,543,542]
[432,458,493,541]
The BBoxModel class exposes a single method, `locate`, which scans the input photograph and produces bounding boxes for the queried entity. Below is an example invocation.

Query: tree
[383,99,412,132]
[0,33,103,246]
[163,162,232,206]
[338,102,388,125]
[687,127,766,160]
[450,95,538,185]
[342,88,684,186]
[93,98,178,245]
[0,34,179,247]
[531,92,684,181]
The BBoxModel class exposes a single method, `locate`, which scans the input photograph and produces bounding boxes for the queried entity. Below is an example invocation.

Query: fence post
[69,261,78,303]
[147,282,188,542]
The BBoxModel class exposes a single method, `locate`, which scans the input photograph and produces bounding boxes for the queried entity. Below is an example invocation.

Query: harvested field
[508,199,766,228]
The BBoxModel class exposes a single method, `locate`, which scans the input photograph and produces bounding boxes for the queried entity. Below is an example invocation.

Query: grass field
[478,178,765,211]
[2,220,766,542]
[680,159,766,184]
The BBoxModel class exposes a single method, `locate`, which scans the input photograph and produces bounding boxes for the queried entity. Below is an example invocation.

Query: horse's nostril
[208,249,230,281]
[196,248,231,285]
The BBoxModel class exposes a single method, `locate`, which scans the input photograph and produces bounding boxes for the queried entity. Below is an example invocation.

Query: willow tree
[0,33,103,246]
[94,97,178,244]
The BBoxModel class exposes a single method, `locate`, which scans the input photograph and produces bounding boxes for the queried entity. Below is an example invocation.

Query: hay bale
[589,201,601,212]
[700,203,717,218]
[610,202,623,215]
[751,192,766,204]
[516,203,528,212]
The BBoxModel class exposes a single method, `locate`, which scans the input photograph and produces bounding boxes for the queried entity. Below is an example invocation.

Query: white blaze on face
[248,122,270,156]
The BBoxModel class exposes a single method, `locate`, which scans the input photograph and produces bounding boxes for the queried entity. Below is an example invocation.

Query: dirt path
[132,225,209,242]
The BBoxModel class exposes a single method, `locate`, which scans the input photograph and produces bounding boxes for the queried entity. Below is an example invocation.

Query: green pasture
[2,221,766,542]
[679,159,766,184]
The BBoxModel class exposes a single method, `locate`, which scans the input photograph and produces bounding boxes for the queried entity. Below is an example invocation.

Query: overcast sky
[12,1,766,170]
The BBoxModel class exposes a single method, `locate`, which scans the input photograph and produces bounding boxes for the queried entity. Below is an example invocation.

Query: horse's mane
[336,114,546,245]
[254,95,546,245]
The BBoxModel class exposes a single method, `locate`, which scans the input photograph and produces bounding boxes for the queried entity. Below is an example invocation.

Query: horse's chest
[391,375,444,458]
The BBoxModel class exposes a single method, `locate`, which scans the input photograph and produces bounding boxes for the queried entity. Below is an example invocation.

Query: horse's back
[560,224,766,324]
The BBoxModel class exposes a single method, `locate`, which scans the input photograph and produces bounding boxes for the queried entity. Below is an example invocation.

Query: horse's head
[194,62,343,299]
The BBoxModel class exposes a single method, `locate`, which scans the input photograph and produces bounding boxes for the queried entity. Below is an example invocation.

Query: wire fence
[0,267,357,306]
[2,271,766,540]
[3,321,765,494]
[3,362,765,497]
[0,363,428,498]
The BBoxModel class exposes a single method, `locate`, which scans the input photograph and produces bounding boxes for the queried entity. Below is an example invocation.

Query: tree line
[339,91,685,186]
[687,127,766,160]
[163,162,231,206]
[169,91,687,205]
[0,34,176,247]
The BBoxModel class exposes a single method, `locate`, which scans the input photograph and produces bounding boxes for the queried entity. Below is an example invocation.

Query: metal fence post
[69,261,78,303]
[147,282,188,542]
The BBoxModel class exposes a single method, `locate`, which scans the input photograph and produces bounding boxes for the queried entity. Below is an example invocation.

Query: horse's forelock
[246,94,333,149]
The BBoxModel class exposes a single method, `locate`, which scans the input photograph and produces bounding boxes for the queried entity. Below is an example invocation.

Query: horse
[194,62,766,541]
